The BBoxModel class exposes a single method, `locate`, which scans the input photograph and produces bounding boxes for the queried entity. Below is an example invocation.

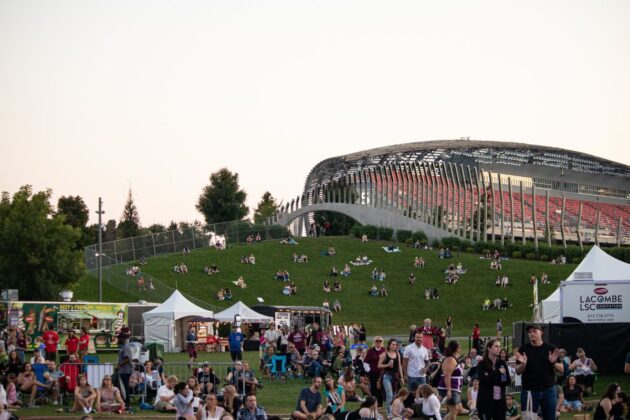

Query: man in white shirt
[154,375,177,413]
[402,331,430,389]
[264,324,279,350]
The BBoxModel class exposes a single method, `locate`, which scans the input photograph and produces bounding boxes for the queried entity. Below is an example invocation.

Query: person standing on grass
[228,328,244,362]
[116,335,133,409]
[515,324,563,420]
[186,327,198,369]
[65,329,79,358]
[79,327,91,361]
[403,331,431,390]
[437,341,464,420]
[365,336,385,407]
[476,338,511,420]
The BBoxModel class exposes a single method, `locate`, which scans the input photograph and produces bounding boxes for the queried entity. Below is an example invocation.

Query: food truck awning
[87,311,119,320]
[60,310,92,319]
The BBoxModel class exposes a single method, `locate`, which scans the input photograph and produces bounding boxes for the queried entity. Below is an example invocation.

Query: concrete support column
[498,173,505,246]
[532,184,538,250]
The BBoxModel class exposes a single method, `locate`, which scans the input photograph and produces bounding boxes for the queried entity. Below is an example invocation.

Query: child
[391,388,414,419]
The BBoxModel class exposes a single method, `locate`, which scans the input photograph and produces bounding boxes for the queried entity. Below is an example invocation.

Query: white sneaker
[84,406,90,413]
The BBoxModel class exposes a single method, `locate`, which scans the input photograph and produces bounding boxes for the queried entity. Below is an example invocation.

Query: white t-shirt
[403,343,430,377]
[420,394,442,420]
[154,384,175,405]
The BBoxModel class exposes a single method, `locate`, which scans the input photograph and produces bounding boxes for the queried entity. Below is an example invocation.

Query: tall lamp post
[96,198,105,302]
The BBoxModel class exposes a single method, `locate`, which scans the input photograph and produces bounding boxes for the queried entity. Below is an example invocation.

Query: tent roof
[541,246,630,322]
[214,301,273,323]
[142,290,214,321]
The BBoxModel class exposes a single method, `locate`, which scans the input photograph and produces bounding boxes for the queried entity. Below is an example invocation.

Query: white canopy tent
[143,290,215,351]
[541,246,630,323]
[213,301,273,323]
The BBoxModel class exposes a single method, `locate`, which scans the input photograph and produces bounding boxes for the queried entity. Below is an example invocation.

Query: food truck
[1,301,128,351]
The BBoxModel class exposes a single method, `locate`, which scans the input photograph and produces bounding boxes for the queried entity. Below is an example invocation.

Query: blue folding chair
[270,355,288,382]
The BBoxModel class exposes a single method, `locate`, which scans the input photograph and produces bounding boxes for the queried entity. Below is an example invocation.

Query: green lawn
[75,236,575,337]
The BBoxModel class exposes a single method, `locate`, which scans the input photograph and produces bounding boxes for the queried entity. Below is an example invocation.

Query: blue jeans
[383,373,395,415]
[521,387,556,420]
[309,361,323,377]
[407,376,426,390]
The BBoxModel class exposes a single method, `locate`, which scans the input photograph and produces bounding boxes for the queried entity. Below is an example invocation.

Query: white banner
[274,311,291,328]
[560,280,630,323]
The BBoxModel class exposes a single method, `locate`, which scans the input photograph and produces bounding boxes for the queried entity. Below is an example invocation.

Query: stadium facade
[281,140,630,245]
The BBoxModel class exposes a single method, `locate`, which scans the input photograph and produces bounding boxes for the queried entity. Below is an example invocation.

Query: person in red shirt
[418,318,437,350]
[78,327,91,360]
[288,326,306,355]
[472,323,481,352]
[65,329,79,357]
[42,329,60,362]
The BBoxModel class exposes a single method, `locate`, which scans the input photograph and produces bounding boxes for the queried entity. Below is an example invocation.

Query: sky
[1,0,629,226]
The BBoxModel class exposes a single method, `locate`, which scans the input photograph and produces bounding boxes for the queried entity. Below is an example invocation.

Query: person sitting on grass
[560,375,584,413]
[216,289,225,301]
[371,268,379,280]
[224,288,233,300]
[154,375,178,413]
[322,281,331,293]
[333,299,342,313]
[236,276,247,288]
[333,280,342,292]
[506,394,520,420]
[341,264,351,277]
[290,283,298,295]
[209,264,219,274]
[380,285,388,297]
[327,246,336,256]
[414,257,425,268]
[369,284,379,297]
[73,374,97,414]
[96,375,126,413]
[322,299,330,310]
[292,377,324,420]
[330,266,338,276]
[408,273,417,285]
[282,285,291,296]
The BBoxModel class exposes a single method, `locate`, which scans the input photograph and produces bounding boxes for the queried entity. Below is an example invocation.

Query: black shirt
[517,342,557,391]
[477,358,511,402]
[563,385,582,402]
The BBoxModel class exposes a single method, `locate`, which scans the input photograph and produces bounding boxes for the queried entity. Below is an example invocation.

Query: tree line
[0,168,280,300]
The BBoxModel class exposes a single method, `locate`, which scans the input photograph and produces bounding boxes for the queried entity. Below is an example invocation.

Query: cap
[526,324,543,332]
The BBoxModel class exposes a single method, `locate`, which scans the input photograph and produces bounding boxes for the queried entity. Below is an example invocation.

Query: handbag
[521,391,538,420]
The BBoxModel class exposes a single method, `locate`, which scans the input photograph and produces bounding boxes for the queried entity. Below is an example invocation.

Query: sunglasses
[375,339,383,342]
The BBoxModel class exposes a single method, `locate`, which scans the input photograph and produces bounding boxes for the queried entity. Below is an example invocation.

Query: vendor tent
[143,290,214,351]
[213,301,273,323]
[541,246,630,322]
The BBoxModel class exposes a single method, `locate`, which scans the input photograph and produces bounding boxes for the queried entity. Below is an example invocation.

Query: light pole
[96,198,105,302]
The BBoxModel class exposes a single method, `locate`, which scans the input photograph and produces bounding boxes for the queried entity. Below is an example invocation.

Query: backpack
[429,361,443,388]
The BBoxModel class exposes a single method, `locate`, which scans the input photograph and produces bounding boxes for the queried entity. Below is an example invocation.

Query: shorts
[187,345,197,358]
[562,400,583,410]
[230,351,242,361]
[438,389,462,406]
[154,400,172,412]
[45,351,57,361]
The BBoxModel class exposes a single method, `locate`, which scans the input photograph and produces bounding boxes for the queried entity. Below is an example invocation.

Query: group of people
[240,254,256,265]
[322,280,342,293]
[245,233,263,244]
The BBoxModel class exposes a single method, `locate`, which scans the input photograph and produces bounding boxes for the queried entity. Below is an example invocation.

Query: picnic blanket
[382,247,401,253]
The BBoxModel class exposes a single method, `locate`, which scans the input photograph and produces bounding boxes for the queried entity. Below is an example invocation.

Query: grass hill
[75,236,575,336]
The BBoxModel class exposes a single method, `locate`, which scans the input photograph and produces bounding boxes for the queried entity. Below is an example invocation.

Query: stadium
[293,139,630,245]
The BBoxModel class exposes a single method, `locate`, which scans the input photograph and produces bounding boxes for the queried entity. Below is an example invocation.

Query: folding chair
[270,355,288,383]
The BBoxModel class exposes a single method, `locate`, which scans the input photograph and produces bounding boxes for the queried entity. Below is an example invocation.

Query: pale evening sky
[1,1,629,226]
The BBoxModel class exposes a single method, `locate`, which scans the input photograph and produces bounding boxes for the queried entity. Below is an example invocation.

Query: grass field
[75,236,575,337]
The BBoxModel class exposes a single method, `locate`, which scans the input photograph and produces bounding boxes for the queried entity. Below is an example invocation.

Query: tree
[57,195,90,248]
[0,186,85,300]
[118,189,141,238]
[147,223,166,234]
[103,219,117,242]
[253,192,280,225]
[196,168,249,225]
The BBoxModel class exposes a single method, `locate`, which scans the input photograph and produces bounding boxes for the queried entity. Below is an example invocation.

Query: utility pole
[96,198,105,302]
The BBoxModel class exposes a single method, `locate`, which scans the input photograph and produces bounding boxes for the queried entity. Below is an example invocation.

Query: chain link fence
[83,221,290,310]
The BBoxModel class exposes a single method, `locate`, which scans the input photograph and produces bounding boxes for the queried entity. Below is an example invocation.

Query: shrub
[442,237,462,249]
[466,247,475,253]
[378,227,394,241]
[474,241,490,253]
[359,225,379,239]
[512,251,522,259]
[404,238,413,245]
[267,224,291,239]
[565,245,583,262]
[396,229,412,243]
[411,230,428,243]
[539,254,550,261]
[526,253,537,260]
[432,239,441,248]
[350,224,363,238]
[451,245,460,252]
[572,257,583,264]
